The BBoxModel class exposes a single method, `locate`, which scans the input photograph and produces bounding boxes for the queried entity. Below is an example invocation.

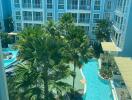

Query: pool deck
[61,62,84,92]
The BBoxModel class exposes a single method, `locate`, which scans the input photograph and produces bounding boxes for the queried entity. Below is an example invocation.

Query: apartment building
[112,0,132,57]
[0,0,4,31]
[0,0,12,32]
[11,0,115,38]
[10,0,132,56]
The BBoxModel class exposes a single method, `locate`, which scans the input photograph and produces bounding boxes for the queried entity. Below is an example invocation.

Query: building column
[0,38,9,100]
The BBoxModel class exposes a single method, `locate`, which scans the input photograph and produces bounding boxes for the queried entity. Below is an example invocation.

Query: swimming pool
[3,48,18,68]
[82,59,113,100]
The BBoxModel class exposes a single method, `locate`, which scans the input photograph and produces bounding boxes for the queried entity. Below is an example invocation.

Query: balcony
[23,16,32,21]
[22,3,31,8]
[79,5,91,10]
[67,5,78,10]
[78,18,90,24]
[33,4,42,8]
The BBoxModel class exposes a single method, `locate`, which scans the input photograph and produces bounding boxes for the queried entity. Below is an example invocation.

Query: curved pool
[3,48,18,68]
[82,59,113,100]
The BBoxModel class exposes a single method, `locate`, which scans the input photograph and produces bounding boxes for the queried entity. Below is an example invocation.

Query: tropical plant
[60,13,94,91]
[0,32,14,48]
[95,19,112,42]
[100,66,112,79]
[99,53,116,79]
[7,26,73,100]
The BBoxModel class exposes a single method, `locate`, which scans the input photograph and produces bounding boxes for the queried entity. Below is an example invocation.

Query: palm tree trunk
[43,67,49,100]
[72,61,76,90]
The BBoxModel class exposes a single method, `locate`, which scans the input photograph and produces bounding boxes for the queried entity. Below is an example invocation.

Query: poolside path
[61,62,84,91]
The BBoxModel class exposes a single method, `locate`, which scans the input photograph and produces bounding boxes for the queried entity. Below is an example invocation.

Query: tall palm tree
[60,13,94,90]
[15,26,72,100]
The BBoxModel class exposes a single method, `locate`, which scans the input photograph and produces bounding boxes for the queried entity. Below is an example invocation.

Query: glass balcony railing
[79,5,91,10]
[78,19,90,24]
[33,4,42,8]
[22,3,31,8]
[14,4,20,8]
[23,17,32,21]
[67,5,78,10]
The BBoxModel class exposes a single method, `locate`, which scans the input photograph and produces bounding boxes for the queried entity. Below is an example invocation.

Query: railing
[67,5,78,10]
[14,3,20,8]
[33,4,42,8]
[22,3,31,8]
[23,16,32,21]
[33,17,43,21]
[78,19,90,23]
[79,5,91,10]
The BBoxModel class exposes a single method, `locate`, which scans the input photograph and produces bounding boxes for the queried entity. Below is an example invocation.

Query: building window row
[17,23,41,30]
[47,0,52,9]
[57,13,100,24]
[16,23,22,31]
[14,0,20,8]
[79,0,91,10]
[67,0,101,10]
[58,0,64,9]
[14,0,42,8]
[93,14,100,23]
[16,11,21,20]
[47,12,53,21]
[114,15,124,30]
[94,0,100,10]
[23,11,43,21]
[67,0,78,10]
[79,13,90,23]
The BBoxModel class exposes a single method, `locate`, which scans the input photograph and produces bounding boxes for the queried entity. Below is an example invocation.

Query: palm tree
[95,19,112,42]
[60,13,94,91]
[15,26,72,100]
[7,63,43,100]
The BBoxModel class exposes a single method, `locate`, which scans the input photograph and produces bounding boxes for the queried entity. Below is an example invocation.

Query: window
[24,23,32,28]
[58,13,64,20]
[94,0,100,10]
[23,11,32,21]
[80,26,89,33]
[71,13,77,23]
[14,0,20,8]
[58,0,64,9]
[79,0,91,10]
[16,11,21,20]
[79,13,90,23]
[33,0,42,8]
[104,13,110,20]
[34,24,42,27]
[16,23,22,31]
[107,1,111,9]
[22,0,31,8]
[117,0,123,9]
[47,0,52,9]
[47,13,53,21]
[67,0,78,9]
[93,14,100,23]
[33,12,43,21]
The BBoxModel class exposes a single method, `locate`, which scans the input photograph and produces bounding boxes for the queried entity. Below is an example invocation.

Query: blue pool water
[2,48,18,68]
[82,60,113,100]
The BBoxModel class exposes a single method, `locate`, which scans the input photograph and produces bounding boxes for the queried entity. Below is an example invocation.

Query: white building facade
[11,0,115,38]
[0,0,4,31]
[11,0,132,57]
[112,0,132,57]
